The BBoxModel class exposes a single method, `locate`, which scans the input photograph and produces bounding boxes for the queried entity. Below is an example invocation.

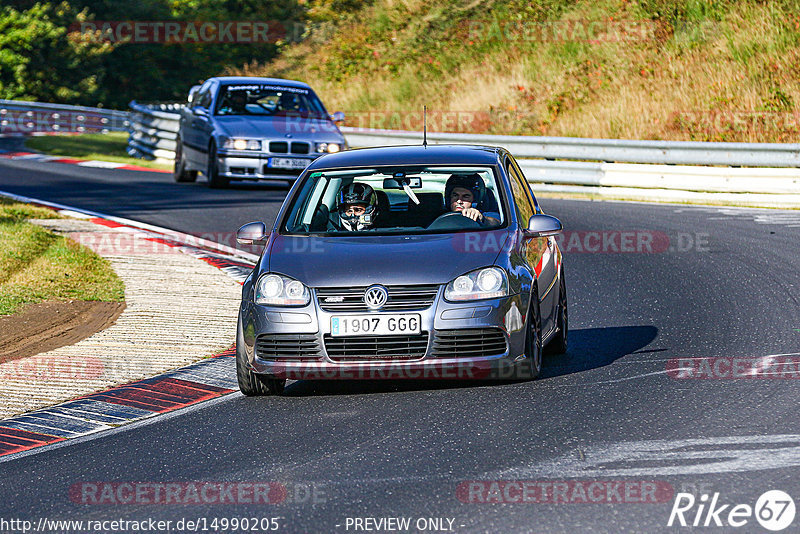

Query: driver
[336,182,380,231]
[444,173,500,226]
[221,90,248,114]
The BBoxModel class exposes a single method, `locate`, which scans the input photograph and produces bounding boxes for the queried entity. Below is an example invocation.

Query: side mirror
[187,85,200,104]
[331,111,345,122]
[525,214,562,238]
[237,221,268,245]
[193,107,208,117]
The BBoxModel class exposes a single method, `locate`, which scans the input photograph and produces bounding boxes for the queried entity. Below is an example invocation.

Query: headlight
[255,273,310,306]
[222,138,262,151]
[315,142,341,153]
[444,267,508,301]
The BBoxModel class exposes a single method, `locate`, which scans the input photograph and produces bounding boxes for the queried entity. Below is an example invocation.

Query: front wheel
[206,143,229,189]
[524,287,543,380]
[235,320,285,396]
[545,268,568,355]
[173,138,197,183]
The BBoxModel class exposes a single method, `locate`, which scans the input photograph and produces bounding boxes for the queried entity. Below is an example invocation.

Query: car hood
[266,230,511,287]
[214,116,342,140]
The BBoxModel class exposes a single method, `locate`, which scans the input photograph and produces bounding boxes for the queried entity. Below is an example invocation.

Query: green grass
[25,132,172,171]
[0,198,125,316]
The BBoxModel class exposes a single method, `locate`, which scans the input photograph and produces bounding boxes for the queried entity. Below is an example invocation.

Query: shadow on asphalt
[281,325,659,397]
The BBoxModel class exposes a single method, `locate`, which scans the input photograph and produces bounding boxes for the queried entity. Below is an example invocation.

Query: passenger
[335,182,380,231]
[444,173,500,226]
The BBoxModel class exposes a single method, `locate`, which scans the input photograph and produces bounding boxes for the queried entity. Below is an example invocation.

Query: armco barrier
[5,99,798,205]
[127,101,182,163]
[0,99,130,135]
[120,105,800,206]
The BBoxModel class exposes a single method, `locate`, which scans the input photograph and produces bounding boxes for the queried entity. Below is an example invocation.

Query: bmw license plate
[269,157,308,170]
[331,314,421,337]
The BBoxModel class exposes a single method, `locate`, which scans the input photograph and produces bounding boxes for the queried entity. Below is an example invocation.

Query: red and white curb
[0,191,259,459]
[0,149,170,173]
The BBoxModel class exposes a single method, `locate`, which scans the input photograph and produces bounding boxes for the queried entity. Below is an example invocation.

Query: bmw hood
[266,231,510,287]
[214,116,342,141]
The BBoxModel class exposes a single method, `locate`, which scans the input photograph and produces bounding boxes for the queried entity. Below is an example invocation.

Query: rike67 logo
[668,490,795,531]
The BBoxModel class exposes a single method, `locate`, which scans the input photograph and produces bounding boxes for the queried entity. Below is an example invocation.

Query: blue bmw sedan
[235,144,567,395]
[174,76,346,188]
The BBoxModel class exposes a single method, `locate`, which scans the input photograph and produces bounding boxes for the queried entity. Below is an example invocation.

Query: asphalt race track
[1,155,800,533]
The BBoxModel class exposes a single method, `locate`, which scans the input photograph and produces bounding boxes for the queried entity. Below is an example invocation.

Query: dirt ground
[0,301,125,363]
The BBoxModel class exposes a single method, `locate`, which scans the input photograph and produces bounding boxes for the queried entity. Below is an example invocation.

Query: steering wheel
[427,211,483,231]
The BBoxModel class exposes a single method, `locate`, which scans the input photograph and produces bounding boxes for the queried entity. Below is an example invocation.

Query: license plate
[330,314,421,337]
[269,157,308,170]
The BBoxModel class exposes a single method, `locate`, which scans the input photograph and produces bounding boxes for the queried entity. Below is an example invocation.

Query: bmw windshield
[281,166,507,235]
[215,83,329,119]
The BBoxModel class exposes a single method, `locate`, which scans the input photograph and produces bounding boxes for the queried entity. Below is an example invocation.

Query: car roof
[207,76,312,90]
[307,145,506,170]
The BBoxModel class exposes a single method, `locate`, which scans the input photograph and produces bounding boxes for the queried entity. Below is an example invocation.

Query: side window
[506,158,535,226]
[510,157,541,213]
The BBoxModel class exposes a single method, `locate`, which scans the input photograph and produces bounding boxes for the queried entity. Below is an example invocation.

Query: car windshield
[215,83,328,119]
[282,166,506,235]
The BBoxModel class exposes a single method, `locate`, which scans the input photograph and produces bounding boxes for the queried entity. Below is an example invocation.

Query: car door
[182,80,211,167]
[505,156,558,334]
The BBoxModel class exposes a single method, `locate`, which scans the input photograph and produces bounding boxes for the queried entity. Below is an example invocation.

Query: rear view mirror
[237,221,268,245]
[525,214,562,238]
[383,177,422,189]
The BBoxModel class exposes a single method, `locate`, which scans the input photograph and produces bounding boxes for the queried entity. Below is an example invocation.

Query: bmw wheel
[206,142,229,189]
[173,138,198,183]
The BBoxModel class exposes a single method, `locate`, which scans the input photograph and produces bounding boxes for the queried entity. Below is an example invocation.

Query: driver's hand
[460,208,484,222]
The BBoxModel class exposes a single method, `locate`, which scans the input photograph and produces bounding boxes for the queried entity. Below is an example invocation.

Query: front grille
[256,334,321,361]
[324,333,429,361]
[431,329,507,358]
[290,142,310,154]
[269,141,288,153]
[317,285,439,312]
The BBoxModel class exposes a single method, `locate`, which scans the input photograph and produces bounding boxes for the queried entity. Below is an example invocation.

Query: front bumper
[216,151,319,180]
[241,289,532,380]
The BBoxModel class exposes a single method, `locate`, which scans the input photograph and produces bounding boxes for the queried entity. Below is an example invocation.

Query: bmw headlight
[255,273,310,306]
[315,142,341,153]
[222,138,262,151]
[444,267,508,301]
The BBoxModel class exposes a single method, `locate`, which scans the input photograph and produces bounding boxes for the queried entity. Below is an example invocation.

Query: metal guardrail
[0,99,130,134]
[341,127,800,168]
[127,101,183,162]
[123,102,800,202]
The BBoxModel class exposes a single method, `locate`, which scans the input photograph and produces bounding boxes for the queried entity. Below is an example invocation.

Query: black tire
[235,319,285,396]
[173,138,197,183]
[524,286,543,380]
[206,142,229,189]
[545,268,568,355]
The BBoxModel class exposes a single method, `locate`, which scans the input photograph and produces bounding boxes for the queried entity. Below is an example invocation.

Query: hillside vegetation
[233,0,800,142]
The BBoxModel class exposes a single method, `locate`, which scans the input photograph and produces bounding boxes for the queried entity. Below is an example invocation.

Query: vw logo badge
[364,285,388,310]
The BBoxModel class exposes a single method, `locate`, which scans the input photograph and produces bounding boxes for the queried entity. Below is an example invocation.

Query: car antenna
[423,105,427,148]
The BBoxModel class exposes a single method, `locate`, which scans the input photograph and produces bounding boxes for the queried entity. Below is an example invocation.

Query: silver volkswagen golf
[174,76,346,188]
[235,145,567,395]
